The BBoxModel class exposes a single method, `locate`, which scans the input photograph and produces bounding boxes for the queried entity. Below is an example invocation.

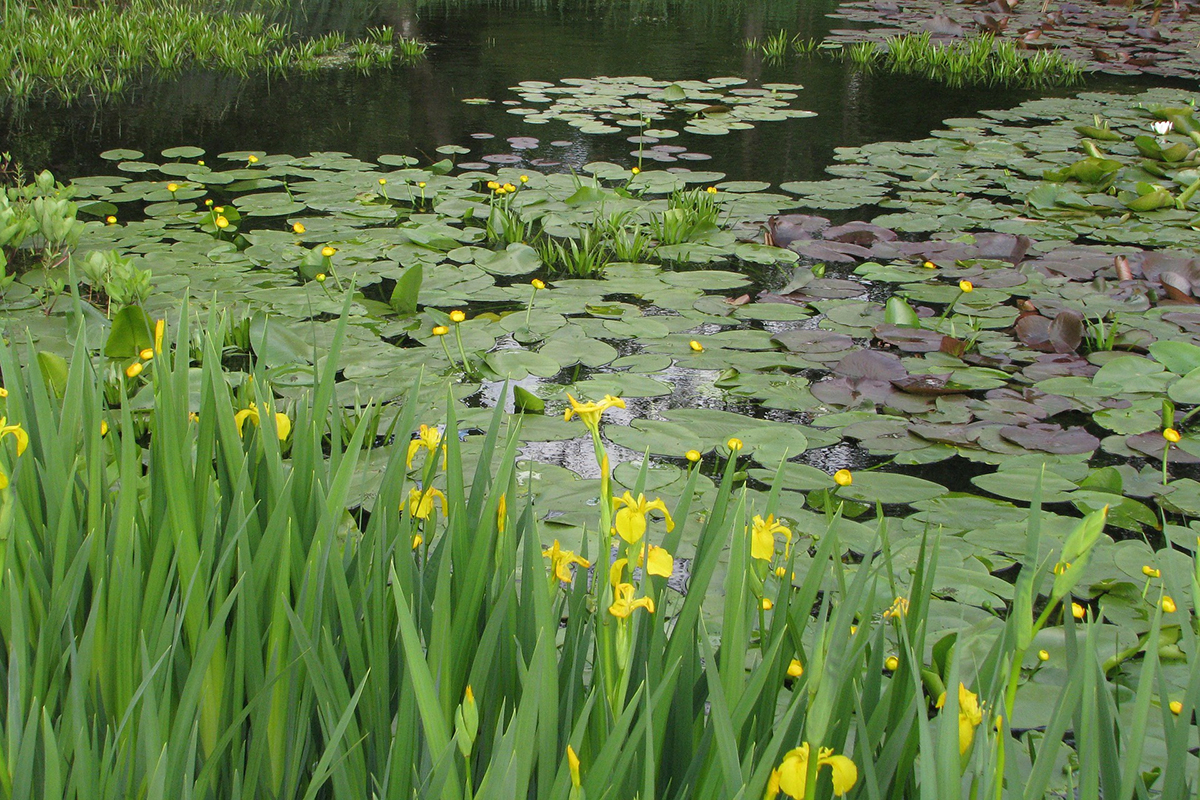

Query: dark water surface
[1,0,1158,185]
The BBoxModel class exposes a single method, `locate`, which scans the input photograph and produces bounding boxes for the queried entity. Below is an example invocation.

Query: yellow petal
[776,745,809,799]
[274,412,291,441]
[406,439,421,468]
[646,545,674,577]
[645,497,675,531]
[819,753,858,796]
[614,506,646,543]
[233,408,256,436]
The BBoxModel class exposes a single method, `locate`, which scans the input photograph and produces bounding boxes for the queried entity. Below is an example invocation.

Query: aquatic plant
[0,313,1195,798]
[846,33,1083,88]
[0,0,428,103]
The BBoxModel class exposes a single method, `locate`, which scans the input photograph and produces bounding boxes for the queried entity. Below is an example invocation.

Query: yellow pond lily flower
[775,743,857,798]
[543,539,591,583]
[125,362,143,378]
[1143,565,1161,577]
[432,325,449,336]
[612,491,674,543]
[609,582,655,618]
[106,215,117,224]
[751,513,791,561]
[1162,595,1178,613]
[234,403,291,440]
[531,278,546,290]
[1164,427,1182,443]
[563,393,625,434]
[1072,602,1086,619]
[685,449,701,462]
[689,340,704,352]
[215,216,229,229]
[167,183,179,193]
[959,280,974,293]
[833,469,852,487]
[292,222,305,234]
[450,310,466,323]
[1171,700,1184,715]
[406,424,443,468]
[936,682,984,755]
[787,659,804,678]
[0,417,29,490]
[1038,649,1050,662]
[407,486,446,520]
[321,246,336,257]
[884,655,899,671]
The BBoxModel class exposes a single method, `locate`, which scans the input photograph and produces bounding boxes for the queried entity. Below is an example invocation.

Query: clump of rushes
[0,303,1190,800]
[847,32,1083,89]
[0,0,427,104]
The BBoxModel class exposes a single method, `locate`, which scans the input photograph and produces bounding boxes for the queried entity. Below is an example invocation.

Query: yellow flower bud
[315,273,327,283]
[418,181,427,188]
[292,222,306,234]
[432,325,449,336]
[321,246,336,257]
[884,656,899,671]
[100,420,109,436]
[106,215,117,224]
[1143,565,1161,577]
[519,175,529,183]
[834,469,852,487]
[378,178,387,185]
[1037,649,1049,662]
[922,260,936,269]
[139,348,154,361]
[567,745,581,789]
[685,449,701,462]
[1164,428,1182,443]
[1072,602,1086,619]
[531,278,546,290]
[726,437,743,451]
[125,362,143,378]
[214,206,224,213]
[787,659,804,678]
[631,166,640,175]
[167,183,179,192]
[1162,596,1177,613]
[959,280,974,293]
[706,186,718,194]
[689,340,704,352]
[0,388,8,398]
[248,154,259,163]
[215,216,229,229]
[450,310,466,323]
[1170,700,1184,715]
[761,598,773,611]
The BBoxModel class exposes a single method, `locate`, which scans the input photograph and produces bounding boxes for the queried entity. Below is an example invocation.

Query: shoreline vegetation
[0,0,427,104]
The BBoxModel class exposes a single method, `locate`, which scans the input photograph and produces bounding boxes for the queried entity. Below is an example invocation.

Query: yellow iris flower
[612,491,674,543]
[406,424,443,467]
[0,417,29,490]
[750,513,791,561]
[542,540,591,583]
[609,582,654,618]
[563,394,625,434]
[234,403,291,440]
[771,743,857,798]
[936,683,983,755]
[407,486,446,520]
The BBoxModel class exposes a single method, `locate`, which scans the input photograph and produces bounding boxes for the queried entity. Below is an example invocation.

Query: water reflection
[3,0,1155,186]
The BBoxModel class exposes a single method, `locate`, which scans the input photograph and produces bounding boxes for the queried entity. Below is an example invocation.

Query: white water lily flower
[1152,120,1174,136]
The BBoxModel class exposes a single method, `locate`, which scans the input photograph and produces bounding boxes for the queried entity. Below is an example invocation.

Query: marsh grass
[847,33,1083,89]
[0,0,425,103]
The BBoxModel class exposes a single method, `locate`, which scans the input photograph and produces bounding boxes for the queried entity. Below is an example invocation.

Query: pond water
[4,0,1152,185]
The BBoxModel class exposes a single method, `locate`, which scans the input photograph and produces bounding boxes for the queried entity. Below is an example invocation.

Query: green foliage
[0,0,425,103]
[848,33,1083,89]
[0,315,1195,799]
